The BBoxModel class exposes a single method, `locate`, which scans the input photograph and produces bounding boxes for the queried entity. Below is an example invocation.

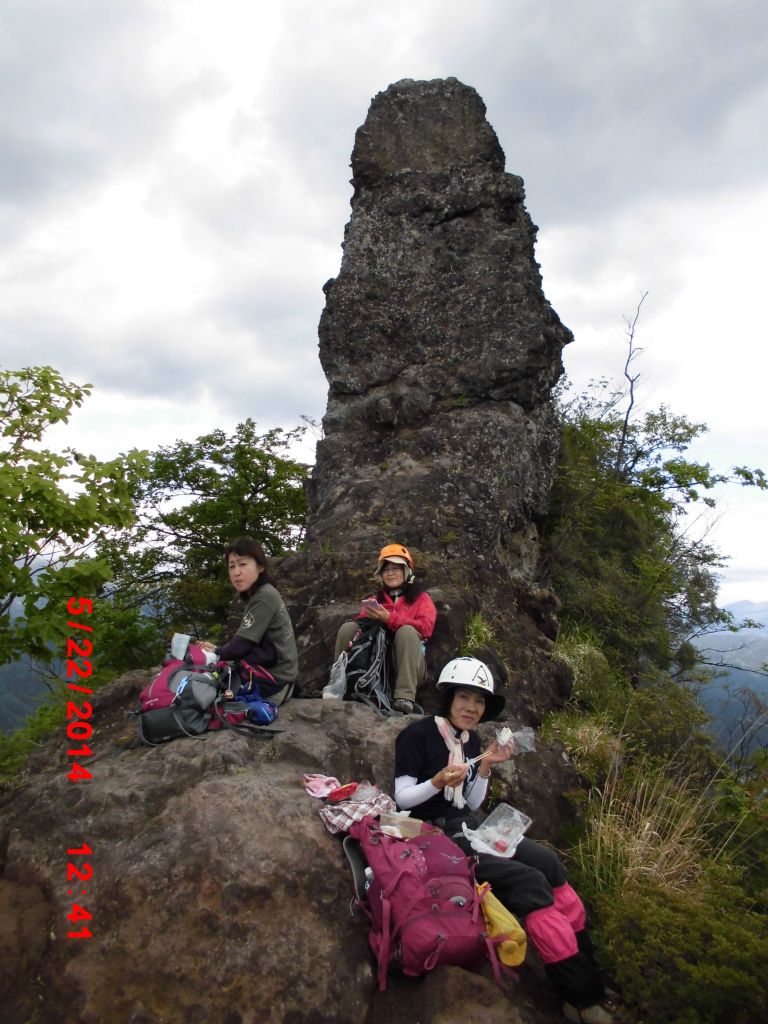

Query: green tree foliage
[541,313,768,1022]
[97,419,309,659]
[0,366,148,665]
[542,376,765,683]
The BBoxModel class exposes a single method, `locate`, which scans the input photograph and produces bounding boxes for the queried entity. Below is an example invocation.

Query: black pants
[450,834,605,1008]
[451,836,567,916]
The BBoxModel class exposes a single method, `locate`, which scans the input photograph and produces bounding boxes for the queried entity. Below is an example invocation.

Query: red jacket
[361,588,436,641]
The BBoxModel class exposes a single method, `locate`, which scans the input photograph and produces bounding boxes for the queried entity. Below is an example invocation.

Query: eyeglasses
[381,562,405,573]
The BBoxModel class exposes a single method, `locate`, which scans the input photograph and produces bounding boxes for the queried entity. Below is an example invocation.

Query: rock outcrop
[308,77,570,568]
[280,78,571,708]
[0,671,579,1024]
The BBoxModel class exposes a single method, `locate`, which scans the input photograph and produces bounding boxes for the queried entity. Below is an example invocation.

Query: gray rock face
[0,671,579,1024]
[280,79,572,707]
[307,77,571,572]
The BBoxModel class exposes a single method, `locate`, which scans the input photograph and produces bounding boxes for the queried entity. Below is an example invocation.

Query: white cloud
[1,0,766,605]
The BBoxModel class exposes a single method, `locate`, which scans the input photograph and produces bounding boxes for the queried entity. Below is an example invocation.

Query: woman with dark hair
[334,543,436,714]
[394,656,614,1024]
[200,537,298,706]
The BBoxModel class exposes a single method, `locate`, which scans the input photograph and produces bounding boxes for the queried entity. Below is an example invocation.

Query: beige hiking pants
[334,622,426,701]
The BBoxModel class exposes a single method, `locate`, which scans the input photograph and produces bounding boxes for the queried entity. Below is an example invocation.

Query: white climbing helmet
[436,656,505,721]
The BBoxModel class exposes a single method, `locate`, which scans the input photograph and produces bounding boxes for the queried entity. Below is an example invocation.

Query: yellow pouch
[477,882,527,966]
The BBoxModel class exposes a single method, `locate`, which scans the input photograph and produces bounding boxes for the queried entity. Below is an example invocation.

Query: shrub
[0,695,68,784]
[596,880,768,1024]
[621,680,717,774]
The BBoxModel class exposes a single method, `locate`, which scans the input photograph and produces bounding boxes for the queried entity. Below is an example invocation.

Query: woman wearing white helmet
[394,656,614,1024]
[334,543,436,714]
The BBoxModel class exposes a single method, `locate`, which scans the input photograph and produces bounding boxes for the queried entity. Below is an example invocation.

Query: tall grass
[572,751,747,907]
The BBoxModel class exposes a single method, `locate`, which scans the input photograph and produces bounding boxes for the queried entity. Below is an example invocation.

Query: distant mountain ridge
[692,599,768,671]
[693,600,768,754]
[722,600,768,632]
[0,659,49,733]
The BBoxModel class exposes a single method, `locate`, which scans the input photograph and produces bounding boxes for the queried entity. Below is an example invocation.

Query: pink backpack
[347,815,501,990]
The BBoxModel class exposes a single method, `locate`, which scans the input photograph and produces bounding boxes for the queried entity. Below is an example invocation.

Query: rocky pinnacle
[307,77,572,580]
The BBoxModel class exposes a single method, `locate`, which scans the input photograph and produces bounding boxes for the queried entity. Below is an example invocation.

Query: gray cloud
[2,1,767,454]
[0,0,223,224]
[414,0,768,223]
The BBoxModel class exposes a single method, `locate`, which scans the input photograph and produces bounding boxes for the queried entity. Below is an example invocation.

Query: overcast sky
[2,0,766,607]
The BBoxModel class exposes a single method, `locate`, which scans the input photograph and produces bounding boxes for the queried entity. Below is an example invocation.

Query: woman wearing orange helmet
[334,544,436,714]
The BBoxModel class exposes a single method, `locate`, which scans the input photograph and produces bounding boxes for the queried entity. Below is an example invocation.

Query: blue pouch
[233,691,278,725]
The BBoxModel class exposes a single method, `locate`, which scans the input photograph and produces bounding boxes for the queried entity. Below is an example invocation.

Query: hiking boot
[392,698,423,715]
[563,1002,614,1024]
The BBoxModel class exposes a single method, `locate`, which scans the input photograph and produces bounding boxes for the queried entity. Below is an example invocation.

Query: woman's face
[448,687,486,730]
[228,554,262,592]
[381,561,406,588]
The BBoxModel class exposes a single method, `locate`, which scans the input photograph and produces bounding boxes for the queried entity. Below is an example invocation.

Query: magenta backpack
[347,815,500,990]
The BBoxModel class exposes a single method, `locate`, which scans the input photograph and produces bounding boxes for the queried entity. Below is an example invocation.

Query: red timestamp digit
[66,904,93,939]
[66,657,92,679]
[67,843,93,855]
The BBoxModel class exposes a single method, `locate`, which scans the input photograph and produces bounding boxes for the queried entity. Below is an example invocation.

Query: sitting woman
[200,537,298,706]
[334,543,436,714]
[394,656,614,1024]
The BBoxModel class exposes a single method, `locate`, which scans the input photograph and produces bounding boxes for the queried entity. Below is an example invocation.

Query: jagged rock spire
[307,77,572,578]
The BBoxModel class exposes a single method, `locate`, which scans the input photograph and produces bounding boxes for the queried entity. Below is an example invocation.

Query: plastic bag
[462,802,532,858]
[507,727,536,753]
[323,651,347,699]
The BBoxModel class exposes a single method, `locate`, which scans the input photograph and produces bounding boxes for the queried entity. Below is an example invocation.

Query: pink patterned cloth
[317,791,397,835]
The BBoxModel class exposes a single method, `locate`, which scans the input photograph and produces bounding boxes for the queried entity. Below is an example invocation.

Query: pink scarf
[435,716,469,808]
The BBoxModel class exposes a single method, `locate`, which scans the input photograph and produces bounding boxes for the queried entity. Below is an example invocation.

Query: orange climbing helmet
[375,543,414,580]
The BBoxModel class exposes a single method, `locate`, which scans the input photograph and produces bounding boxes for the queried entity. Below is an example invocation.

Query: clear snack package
[461,802,532,858]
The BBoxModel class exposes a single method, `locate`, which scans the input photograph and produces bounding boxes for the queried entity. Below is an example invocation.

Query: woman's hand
[198,641,216,651]
[432,763,469,790]
[483,740,514,766]
[363,605,390,623]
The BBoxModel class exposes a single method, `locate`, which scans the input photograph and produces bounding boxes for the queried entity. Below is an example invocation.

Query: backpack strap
[379,893,393,991]
[351,684,402,718]
[172,708,212,740]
